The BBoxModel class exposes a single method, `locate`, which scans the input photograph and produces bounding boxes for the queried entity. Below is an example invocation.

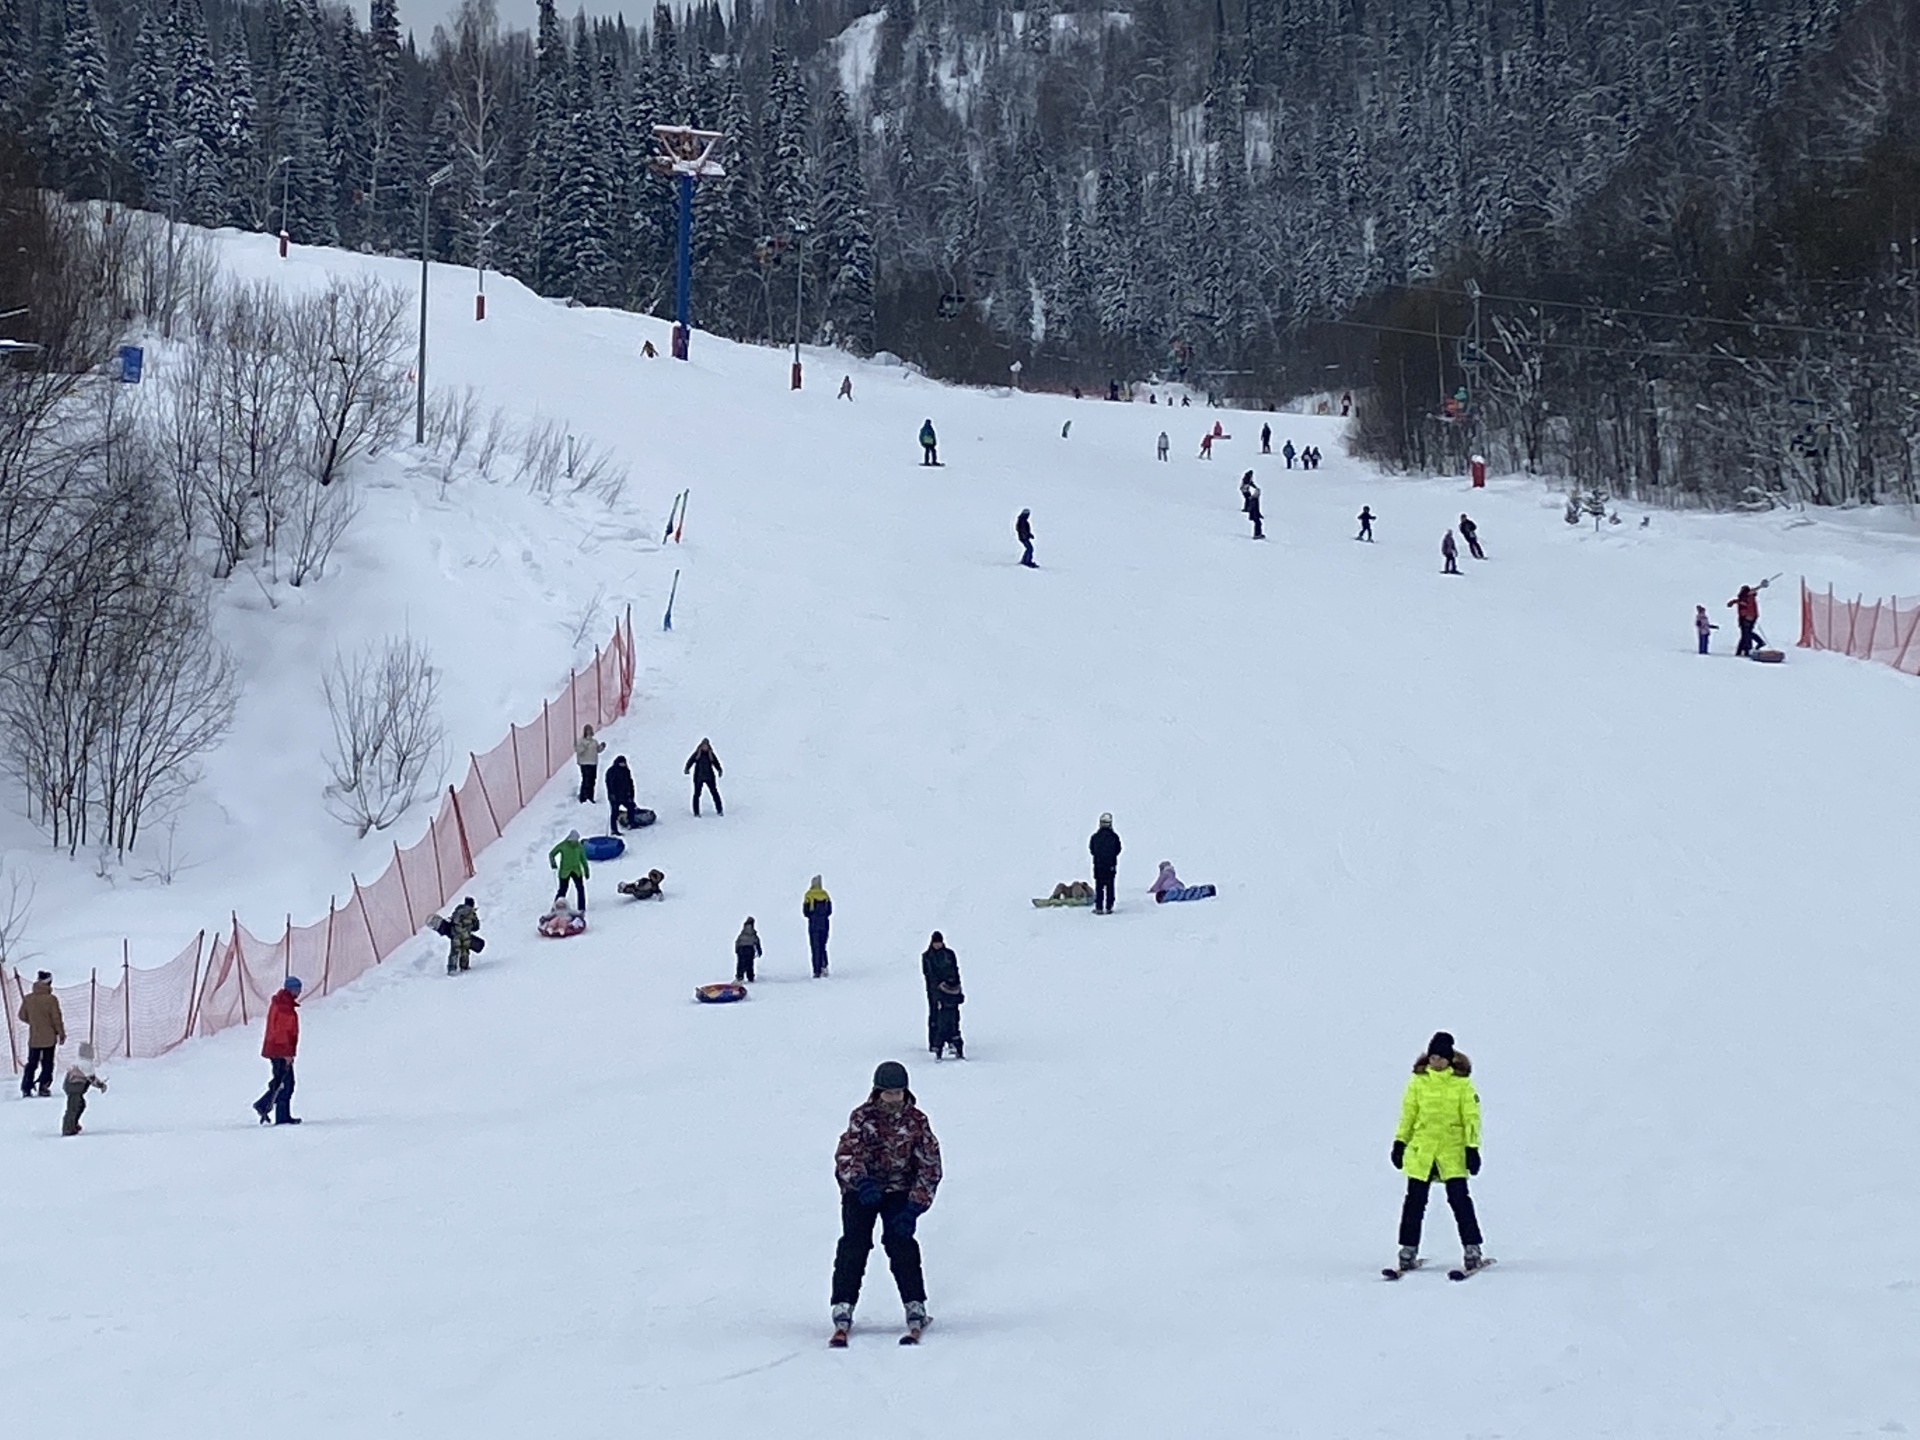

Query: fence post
[321,898,336,996]
[89,967,97,1049]
[1894,598,1918,673]
[352,876,380,963]
[4,968,19,1073]
[392,843,416,931]
[122,943,131,1058]
[467,756,500,846]
[450,783,476,878]
[511,724,526,811]
[594,644,603,723]
[233,916,250,1027]
[182,930,205,1044]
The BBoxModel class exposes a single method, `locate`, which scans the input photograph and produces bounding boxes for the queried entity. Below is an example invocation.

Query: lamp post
[273,154,293,258]
[416,163,456,446]
[789,220,807,390]
[649,125,728,361]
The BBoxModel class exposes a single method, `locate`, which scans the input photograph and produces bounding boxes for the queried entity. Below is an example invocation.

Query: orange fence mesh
[7,612,636,1072]
[1798,581,1920,677]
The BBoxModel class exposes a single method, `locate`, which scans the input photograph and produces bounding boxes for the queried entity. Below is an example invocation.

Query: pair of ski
[1382,1257,1496,1283]
[830,1319,927,1347]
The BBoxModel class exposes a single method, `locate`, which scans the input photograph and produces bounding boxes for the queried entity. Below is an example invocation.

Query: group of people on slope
[1441,514,1487,573]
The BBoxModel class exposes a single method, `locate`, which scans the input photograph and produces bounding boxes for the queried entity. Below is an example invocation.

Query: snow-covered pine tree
[46,0,118,196]
[811,83,873,353]
[218,11,259,229]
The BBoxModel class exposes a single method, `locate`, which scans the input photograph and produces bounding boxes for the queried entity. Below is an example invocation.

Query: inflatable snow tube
[582,835,625,862]
[537,910,587,938]
[695,982,748,1004]
[1751,649,1785,664]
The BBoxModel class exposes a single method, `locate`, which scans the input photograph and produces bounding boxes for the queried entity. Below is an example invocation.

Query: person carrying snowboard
[253,977,302,1126]
[921,932,964,1059]
[1695,605,1718,655]
[919,419,939,466]
[61,1042,106,1136]
[804,875,832,977]
[549,829,590,913]
[1458,513,1486,560]
[605,754,640,833]
[1016,509,1037,568]
[684,738,723,816]
[1388,1031,1487,1276]
[1242,474,1264,540]
[1357,506,1375,542]
[830,1060,942,1344]
[1727,580,1768,657]
[1090,812,1122,914]
[734,917,762,983]
[1441,529,1460,575]
[17,970,63,1098]
[445,896,481,974]
[575,724,605,803]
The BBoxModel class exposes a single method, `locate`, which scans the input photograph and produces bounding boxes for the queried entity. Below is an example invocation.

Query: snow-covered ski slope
[5,232,1918,1438]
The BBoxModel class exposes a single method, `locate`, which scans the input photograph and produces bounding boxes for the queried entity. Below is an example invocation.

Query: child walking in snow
[1695,605,1717,654]
[735,917,762,983]
[61,1042,106,1136]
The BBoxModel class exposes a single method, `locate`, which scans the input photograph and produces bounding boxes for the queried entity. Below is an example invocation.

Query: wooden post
[594,644,603,724]
[392,843,416,931]
[321,899,336,994]
[352,876,380,962]
[182,930,205,1043]
[122,942,132,1058]
[233,916,251,1026]
[89,968,97,1050]
[468,756,502,843]
[4,968,20,1073]
[450,783,477,878]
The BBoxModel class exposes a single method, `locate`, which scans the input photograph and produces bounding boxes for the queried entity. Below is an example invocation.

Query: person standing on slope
[549,829,590,913]
[1156,431,1170,462]
[1389,1031,1487,1275]
[1458,513,1486,560]
[1727,580,1768,658]
[61,1042,106,1136]
[804,876,833,978]
[1016,508,1037,568]
[1199,432,1214,460]
[605,754,640,832]
[445,896,481,974]
[1090,812,1123,914]
[1241,472,1264,540]
[684,738,723,816]
[575,724,605,803]
[1281,439,1297,469]
[1441,529,1461,575]
[838,375,853,401]
[17,970,64,1098]
[919,419,939,466]
[253,976,303,1126]
[734,917,762,984]
[1357,506,1375,542]
[921,932,965,1060]
[830,1061,942,1344]
[1261,422,1272,454]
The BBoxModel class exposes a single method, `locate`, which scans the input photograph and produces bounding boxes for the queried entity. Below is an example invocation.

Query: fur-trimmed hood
[1412,1050,1472,1078]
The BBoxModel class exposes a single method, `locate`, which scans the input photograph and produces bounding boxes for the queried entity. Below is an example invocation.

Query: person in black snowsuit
[685,738,723,816]
[921,933,964,1059]
[1458,514,1485,560]
[605,754,640,833]
[1241,472,1264,540]
[1016,509,1036,568]
[1261,423,1272,454]
[1089,813,1122,914]
[1282,439,1297,470]
[1357,506,1375,542]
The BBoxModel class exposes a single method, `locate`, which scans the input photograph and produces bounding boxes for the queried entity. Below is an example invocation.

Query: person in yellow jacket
[1390,1031,1487,1274]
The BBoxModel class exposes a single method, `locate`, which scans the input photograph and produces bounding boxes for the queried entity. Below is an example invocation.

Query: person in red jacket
[254,976,302,1126]
[1727,579,1768,657]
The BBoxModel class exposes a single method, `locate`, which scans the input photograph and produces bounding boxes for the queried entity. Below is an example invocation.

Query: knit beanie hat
[283,976,303,994]
[1426,1031,1455,1060]
[873,1061,909,1091]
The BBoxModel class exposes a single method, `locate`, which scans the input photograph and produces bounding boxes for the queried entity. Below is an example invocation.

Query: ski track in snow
[1,228,1917,1438]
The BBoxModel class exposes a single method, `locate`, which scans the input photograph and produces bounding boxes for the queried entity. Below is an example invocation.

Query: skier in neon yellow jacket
[1390,1031,1487,1272]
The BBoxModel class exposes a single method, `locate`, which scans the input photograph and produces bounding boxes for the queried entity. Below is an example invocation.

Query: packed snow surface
[3,231,1917,1438]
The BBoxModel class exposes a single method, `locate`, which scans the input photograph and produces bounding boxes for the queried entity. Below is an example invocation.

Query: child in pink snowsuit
[1149,861,1183,899]
[1694,605,1716,654]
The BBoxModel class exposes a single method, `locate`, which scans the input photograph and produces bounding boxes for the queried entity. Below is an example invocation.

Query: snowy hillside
[3,230,1918,1438]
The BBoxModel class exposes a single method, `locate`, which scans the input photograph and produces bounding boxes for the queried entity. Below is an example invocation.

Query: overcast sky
[392,0,649,43]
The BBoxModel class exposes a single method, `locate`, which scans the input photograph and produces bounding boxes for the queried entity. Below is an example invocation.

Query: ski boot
[1461,1243,1486,1273]
[1382,1244,1421,1279]
[901,1300,928,1345]
[829,1303,853,1348]
[949,1038,964,1060]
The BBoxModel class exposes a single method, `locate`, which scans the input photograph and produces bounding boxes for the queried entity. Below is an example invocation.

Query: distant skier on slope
[684,738,723,816]
[1016,508,1037,568]
[921,932,965,1059]
[1441,529,1460,575]
[804,876,832,977]
[1089,812,1123,914]
[1388,1031,1487,1277]
[830,1061,942,1345]
[919,419,939,466]
[1727,580,1769,657]
[1357,506,1375,542]
[1459,513,1486,560]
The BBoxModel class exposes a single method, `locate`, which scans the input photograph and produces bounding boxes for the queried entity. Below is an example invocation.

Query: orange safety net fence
[6,612,636,1072]
[1798,581,1920,677]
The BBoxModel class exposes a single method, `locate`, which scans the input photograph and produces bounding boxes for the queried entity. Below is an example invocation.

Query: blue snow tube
[582,835,625,862]
[695,983,748,1004]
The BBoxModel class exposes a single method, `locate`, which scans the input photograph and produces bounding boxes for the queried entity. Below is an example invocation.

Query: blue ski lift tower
[650,124,729,361]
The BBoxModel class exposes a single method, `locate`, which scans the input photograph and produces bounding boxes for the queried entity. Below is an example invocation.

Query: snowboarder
[17,970,63,1098]
[575,724,605,803]
[1441,529,1460,575]
[253,976,302,1126]
[1390,1031,1487,1276]
[445,896,481,974]
[734,917,762,983]
[830,1061,942,1343]
[1727,580,1768,657]
[804,876,832,977]
[684,738,723,816]
[1282,439,1297,469]
[549,829,590,913]
[61,1042,105,1136]
[1156,431,1170,461]
[1694,605,1718,654]
[605,754,641,833]
[921,932,964,1059]
[1241,472,1264,540]
[617,868,666,900]
[838,374,853,400]
[1357,506,1375,542]
[1016,508,1036,568]
[1459,513,1486,560]
[919,419,939,466]
[1199,432,1214,460]
[1090,812,1122,914]
[1261,423,1272,454]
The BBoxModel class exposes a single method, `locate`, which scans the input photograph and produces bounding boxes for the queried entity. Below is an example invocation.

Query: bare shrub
[289,276,411,487]
[322,635,446,837]
[284,473,361,587]
[510,416,567,495]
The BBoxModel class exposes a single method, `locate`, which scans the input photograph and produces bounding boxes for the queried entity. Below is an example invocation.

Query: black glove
[1465,1147,1481,1176]
[1389,1141,1405,1170]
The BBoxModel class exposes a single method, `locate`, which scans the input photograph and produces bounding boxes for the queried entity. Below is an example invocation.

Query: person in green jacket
[1390,1031,1486,1273]
[549,829,590,913]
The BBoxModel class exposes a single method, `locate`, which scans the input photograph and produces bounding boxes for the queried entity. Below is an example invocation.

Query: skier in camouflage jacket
[830,1061,943,1328]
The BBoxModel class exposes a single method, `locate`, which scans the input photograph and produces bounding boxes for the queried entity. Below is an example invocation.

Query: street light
[789,220,808,390]
[273,155,293,257]
[416,163,456,446]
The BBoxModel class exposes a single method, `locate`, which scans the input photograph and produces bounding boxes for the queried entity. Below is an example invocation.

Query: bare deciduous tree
[322,635,447,837]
